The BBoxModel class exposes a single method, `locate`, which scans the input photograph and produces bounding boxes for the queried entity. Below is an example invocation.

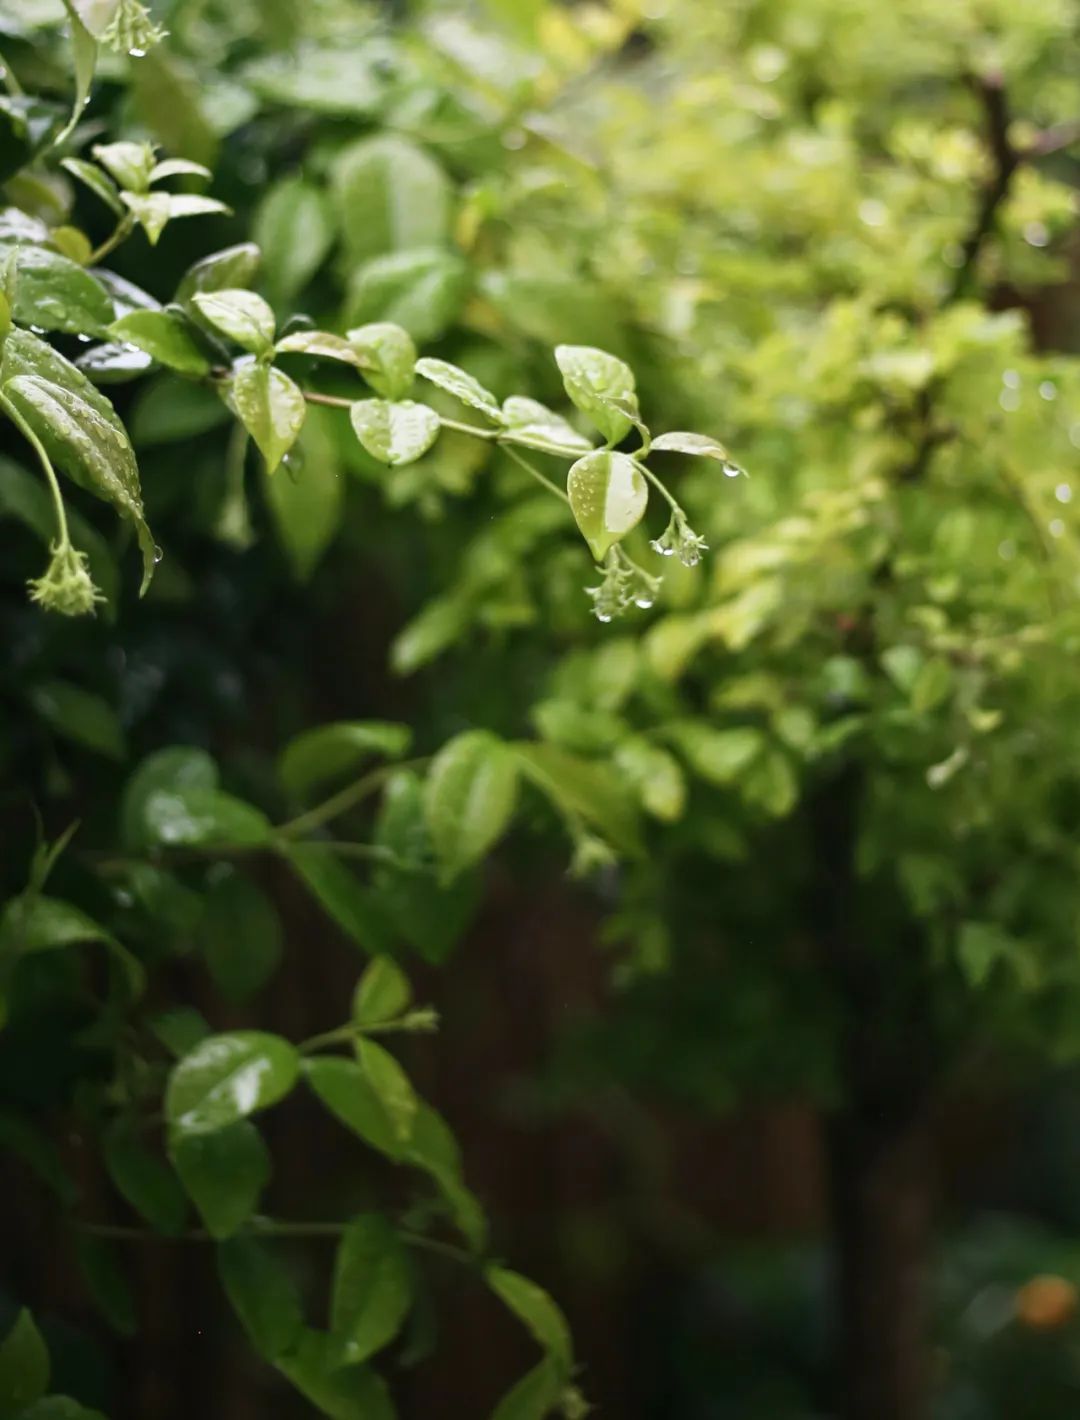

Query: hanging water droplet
[128,46,147,57]
[721,460,743,478]
[595,611,613,623]
[152,544,164,565]
[634,595,655,609]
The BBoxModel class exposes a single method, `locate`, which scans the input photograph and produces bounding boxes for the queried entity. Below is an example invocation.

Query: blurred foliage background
[2,0,1080,1416]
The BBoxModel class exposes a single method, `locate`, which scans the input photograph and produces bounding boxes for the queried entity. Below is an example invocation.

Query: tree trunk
[827,1089,933,1420]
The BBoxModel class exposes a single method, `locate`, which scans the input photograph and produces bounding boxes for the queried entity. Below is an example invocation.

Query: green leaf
[0,330,154,591]
[345,248,467,344]
[166,1031,300,1136]
[264,402,343,581]
[501,397,591,453]
[349,398,439,467]
[486,1267,572,1374]
[276,1331,396,1420]
[303,1056,401,1161]
[192,290,275,353]
[512,742,642,857]
[414,358,500,420]
[332,136,450,263]
[130,377,229,447]
[390,594,470,676]
[664,722,764,786]
[0,245,114,335]
[405,1104,485,1249]
[254,177,334,303]
[346,323,416,401]
[75,1235,134,1336]
[60,157,124,215]
[281,843,395,956]
[151,1007,210,1059]
[331,1215,412,1363]
[21,1399,109,1420]
[613,738,686,822]
[217,1235,303,1361]
[274,331,365,367]
[566,450,647,561]
[140,785,270,850]
[103,1121,187,1235]
[650,430,733,462]
[60,4,99,144]
[0,1309,48,1413]
[120,746,217,850]
[92,141,155,193]
[229,362,306,474]
[353,957,412,1027]
[490,1360,563,1420]
[356,1037,417,1144]
[176,244,262,302]
[108,310,210,376]
[149,158,213,184]
[28,679,125,759]
[170,1121,270,1239]
[555,345,639,444]
[202,871,283,1002]
[66,0,119,39]
[424,731,519,881]
[279,721,411,800]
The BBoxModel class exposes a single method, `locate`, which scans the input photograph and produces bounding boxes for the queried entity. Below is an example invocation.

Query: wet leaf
[230,362,306,473]
[424,731,518,880]
[166,1031,300,1136]
[349,398,439,466]
[566,450,647,561]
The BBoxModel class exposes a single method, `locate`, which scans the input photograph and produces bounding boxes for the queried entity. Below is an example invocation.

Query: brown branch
[947,72,1021,303]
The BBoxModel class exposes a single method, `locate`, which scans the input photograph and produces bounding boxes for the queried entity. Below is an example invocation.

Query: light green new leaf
[346,322,415,400]
[613,738,686,822]
[555,345,639,444]
[332,135,451,263]
[254,176,334,302]
[512,742,643,857]
[331,1215,412,1363]
[217,1235,303,1362]
[357,1037,417,1144]
[566,450,647,561]
[415,358,501,420]
[61,157,124,215]
[166,1031,300,1136]
[486,1267,573,1375]
[60,3,101,143]
[279,720,411,800]
[350,398,439,466]
[274,331,365,367]
[353,957,412,1027]
[202,872,283,1002]
[424,730,519,880]
[650,431,733,461]
[109,310,210,376]
[170,1121,270,1239]
[664,722,764,786]
[490,1359,563,1420]
[92,141,155,192]
[149,158,213,184]
[0,246,114,335]
[103,1121,187,1235]
[303,1056,401,1160]
[230,362,306,473]
[192,290,275,353]
[501,396,591,453]
[0,1310,49,1414]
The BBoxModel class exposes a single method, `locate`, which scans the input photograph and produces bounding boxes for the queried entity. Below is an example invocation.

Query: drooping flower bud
[650,508,708,568]
[101,0,167,56]
[28,542,103,617]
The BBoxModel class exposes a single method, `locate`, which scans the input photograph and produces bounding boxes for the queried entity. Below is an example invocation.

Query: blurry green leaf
[424,731,518,881]
[555,345,638,445]
[21,1399,108,1420]
[59,3,99,143]
[357,1037,417,1144]
[242,45,390,117]
[651,431,733,461]
[350,398,439,467]
[613,738,685,822]
[62,157,124,214]
[347,323,416,401]
[150,1007,210,1059]
[130,377,229,447]
[76,1235,134,1336]
[303,1056,401,1160]
[0,1113,77,1204]
[121,746,217,851]
[130,48,217,167]
[123,193,229,246]
[414,358,500,420]
[390,594,470,676]
[166,1032,300,1136]
[264,402,343,580]
[281,844,395,956]
[108,311,210,376]
[140,785,270,850]
[405,1104,485,1249]
[254,177,334,303]
[490,1360,563,1420]
[279,721,411,800]
[103,1121,187,1235]
[193,290,275,353]
[345,248,467,344]
[332,136,450,263]
[230,362,305,474]
[170,1121,270,1239]
[0,893,111,956]
[331,1215,412,1362]
[740,749,798,817]
[176,244,261,301]
[217,1235,303,1361]
[202,872,283,1002]
[513,742,642,856]
[665,722,764,786]
[276,1330,396,1420]
[566,451,647,561]
[0,1309,48,1413]
[353,957,412,1028]
[0,245,114,335]
[486,1267,572,1374]
[28,680,124,759]
[911,657,953,714]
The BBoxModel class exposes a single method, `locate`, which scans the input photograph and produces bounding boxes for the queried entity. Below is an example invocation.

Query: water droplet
[1039,380,1057,400]
[75,333,92,344]
[128,46,147,57]
[858,199,887,227]
[1024,221,1049,248]
[152,545,164,565]
[1049,519,1065,538]
[721,461,743,478]
[999,389,1020,412]
[634,595,655,609]
[1056,484,1072,504]
[595,611,613,624]
[1002,369,1021,389]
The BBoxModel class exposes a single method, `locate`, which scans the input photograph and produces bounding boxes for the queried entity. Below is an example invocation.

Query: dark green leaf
[166,1032,300,1136]
[28,679,125,759]
[486,1267,572,1373]
[217,1235,303,1361]
[0,245,114,336]
[0,1309,48,1413]
[276,1330,396,1420]
[331,1215,412,1363]
[103,1121,187,1235]
[303,1056,401,1160]
[120,746,218,852]
[356,1037,417,1144]
[281,843,395,955]
[176,244,262,302]
[108,311,210,376]
[170,1121,270,1239]
[490,1360,563,1420]
[424,730,518,881]
[278,721,411,800]
[76,1235,134,1336]
[202,871,283,1002]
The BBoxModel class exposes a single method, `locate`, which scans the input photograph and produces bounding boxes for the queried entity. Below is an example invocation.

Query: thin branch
[948,73,1020,303]
[275,759,428,839]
